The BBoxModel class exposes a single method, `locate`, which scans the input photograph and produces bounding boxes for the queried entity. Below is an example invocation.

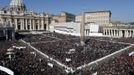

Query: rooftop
[85,10,111,13]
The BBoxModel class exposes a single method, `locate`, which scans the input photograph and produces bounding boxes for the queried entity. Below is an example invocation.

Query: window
[4,11,7,13]
[36,25,38,30]
[44,24,46,30]
[18,25,21,30]
[27,25,30,30]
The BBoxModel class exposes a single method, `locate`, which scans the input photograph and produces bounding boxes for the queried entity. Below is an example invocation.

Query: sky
[0,0,134,22]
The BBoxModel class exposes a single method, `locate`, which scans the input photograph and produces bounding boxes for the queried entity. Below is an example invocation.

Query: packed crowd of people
[89,36,134,44]
[0,40,67,75]
[23,33,128,68]
[112,37,134,44]
[23,34,58,43]
[78,47,134,75]
[0,40,16,75]
[0,32,134,75]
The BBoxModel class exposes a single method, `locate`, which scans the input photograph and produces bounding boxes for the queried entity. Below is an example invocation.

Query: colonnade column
[130,30,133,37]
[15,19,18,30]
[110,29,112,37]
[129,30,131,37]
[33,19,35,30]
[113,29,115,37]
[21,19,24,30]
[117,30,120,37]
[105,29,108,35]
[25,19,28,30]
[119,30,122,37]
[46,17,49,31]
[38,20,40,30]
[41,19,44,30]
[30,19,32,30]
[107,29,109,36]
[125,30,128,37]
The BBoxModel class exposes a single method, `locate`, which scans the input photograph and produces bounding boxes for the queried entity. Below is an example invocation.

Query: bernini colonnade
[103,26,134,38]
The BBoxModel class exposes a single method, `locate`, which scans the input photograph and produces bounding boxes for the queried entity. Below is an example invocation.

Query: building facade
[52,11,75,23]
[50,22,80,36]
[0,0,51,32]
[0,24,15,40]
[49,22,102,36]
[76,10,111,26]
[103,24,134,38]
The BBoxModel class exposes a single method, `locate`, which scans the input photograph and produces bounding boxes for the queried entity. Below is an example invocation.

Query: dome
[10,0,24,6]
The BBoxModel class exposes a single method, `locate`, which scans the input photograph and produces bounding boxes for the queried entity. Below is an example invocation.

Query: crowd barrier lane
[76,45,132,70]
[0,66,14,75]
